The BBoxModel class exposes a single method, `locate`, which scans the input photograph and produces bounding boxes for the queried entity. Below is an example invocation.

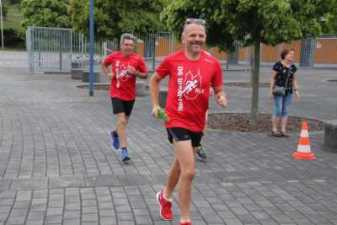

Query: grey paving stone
[2,63,337,225]
[63,219,81,225]
[26,220,44,225]
[81,213,98,222]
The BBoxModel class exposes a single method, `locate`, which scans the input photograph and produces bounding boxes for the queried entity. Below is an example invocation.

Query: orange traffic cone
[292,120,316,160]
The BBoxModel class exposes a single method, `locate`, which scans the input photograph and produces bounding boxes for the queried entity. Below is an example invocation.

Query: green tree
[322,0,337,34]
[69,0,165,40]
[162,0,334,122]
[21,0,71,28]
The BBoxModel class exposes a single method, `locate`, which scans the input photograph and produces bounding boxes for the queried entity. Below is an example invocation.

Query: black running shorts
[111,97,135,117]
[167,127,203,147]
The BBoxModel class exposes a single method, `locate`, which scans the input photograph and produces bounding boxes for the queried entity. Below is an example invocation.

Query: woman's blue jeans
[273,94,292,117]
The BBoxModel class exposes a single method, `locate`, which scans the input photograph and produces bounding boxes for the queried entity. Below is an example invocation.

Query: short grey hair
[183,18,206,33]
[120,33,137,45]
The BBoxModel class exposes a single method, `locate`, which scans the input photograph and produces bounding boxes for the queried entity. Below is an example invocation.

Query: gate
[26,27,176,73]
[26,26,72,73]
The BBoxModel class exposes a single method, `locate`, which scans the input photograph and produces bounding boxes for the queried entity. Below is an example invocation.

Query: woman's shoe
[280,131,290,137]
[271,130,282,137]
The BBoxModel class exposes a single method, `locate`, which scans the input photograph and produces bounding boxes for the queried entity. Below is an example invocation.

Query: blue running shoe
[120,148,130,162]
[110,130,120,150]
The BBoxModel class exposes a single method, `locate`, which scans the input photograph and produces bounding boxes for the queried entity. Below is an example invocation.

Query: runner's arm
[133,70,147,79]
[101,62,109,76]
[213,86,227,107]
[150,73,163,115]
[126,65,147,79]
[127,58,148,79]
[101,62,114,79]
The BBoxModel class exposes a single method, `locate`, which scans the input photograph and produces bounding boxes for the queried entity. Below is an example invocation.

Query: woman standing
[270,49,300,137]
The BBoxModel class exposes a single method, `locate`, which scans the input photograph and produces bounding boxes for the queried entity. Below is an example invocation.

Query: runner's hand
[152,105,161,118]
[127,65,137,76]
[216,95,227,108]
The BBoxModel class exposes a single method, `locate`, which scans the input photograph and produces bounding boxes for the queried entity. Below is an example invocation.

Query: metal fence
[71,32,118,69]
[71,31,176,71]
[26,26,335,74]
[26,27,177,73]
[26,27,73,73]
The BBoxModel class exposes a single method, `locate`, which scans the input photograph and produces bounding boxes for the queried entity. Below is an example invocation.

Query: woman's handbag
[272,85,286,96]
[273,69,289,96]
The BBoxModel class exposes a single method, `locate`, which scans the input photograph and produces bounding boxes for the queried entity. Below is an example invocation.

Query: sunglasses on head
[184,18,206,26]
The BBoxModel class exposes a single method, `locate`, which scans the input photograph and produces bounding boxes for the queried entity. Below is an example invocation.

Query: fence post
[59,32,62,72]
[26,28,33,73]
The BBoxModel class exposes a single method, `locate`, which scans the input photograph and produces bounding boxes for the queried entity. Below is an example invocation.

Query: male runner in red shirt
[150,19,227,225]
[102,33,147,162]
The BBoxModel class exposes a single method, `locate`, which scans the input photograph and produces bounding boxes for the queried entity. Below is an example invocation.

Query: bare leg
[272,116,279,133]
[281,116,288,133]
[116,113,128,148]
[174,140,195,223]
[163,158,180,200]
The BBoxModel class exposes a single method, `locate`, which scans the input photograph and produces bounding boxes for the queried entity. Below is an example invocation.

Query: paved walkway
[1,51,337,225]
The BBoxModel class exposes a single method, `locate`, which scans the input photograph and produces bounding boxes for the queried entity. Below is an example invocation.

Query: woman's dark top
[272,61,297,95]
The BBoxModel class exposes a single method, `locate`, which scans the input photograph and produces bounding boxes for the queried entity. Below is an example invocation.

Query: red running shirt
[103,52,147,100]
[156,50,223,132]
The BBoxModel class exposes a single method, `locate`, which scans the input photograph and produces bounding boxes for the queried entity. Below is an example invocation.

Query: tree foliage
[21,0,71,28]
[69,0,165,40]
[322,0,337,34]
[162,0,334,50]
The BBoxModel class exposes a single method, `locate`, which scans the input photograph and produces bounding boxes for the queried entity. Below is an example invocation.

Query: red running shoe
[156,190,173,220]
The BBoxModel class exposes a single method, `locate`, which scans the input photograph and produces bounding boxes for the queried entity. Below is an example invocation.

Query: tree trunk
[250,39,260,125]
